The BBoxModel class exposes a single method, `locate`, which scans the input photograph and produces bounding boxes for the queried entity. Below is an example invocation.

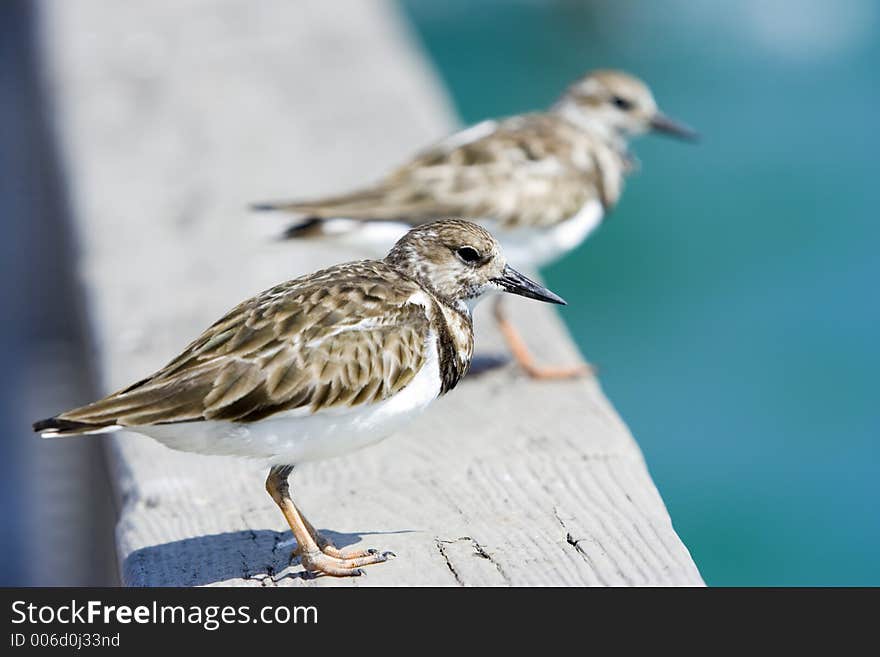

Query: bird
[33,219,566,577]
[252,69,697,380]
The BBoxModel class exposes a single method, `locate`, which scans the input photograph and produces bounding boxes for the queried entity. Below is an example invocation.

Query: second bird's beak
[493,265,567,305]
[649,112,699,142]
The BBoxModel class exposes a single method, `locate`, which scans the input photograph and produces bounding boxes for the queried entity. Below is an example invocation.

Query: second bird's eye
[611,95,634,111]
[456,246,482,264]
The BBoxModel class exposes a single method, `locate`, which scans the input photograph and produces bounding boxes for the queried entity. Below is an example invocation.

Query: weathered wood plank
[41,0,704,586]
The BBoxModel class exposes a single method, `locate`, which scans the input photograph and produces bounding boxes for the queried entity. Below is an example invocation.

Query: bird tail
[250,187,389,220]
[33,416,121,438]
[249,187,426,242]
[277,217,367,241]
[33,373,206,438]
[250,194,381,241]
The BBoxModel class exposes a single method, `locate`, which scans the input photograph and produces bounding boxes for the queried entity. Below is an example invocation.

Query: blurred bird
[253,69,697,379]
[33,220,566,577]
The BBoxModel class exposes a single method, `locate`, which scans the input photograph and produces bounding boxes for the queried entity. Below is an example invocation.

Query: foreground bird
[253,69,696,379]
[34,220,565,577]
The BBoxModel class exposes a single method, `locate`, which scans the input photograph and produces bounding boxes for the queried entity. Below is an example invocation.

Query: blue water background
[402,0,880,585]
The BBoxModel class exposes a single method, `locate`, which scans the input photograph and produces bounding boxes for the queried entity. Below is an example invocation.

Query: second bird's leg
[265,465,390,577]
[493,297,593,380]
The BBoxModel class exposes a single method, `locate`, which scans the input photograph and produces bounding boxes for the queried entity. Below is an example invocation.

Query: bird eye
[456,246,482,264]
[611,95,634,111]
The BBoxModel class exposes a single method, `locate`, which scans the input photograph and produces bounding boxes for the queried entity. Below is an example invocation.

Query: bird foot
[265,467,394,578]
[493,298,595,381]
[316,533,385,560]
[291,533,388,561]
[297,548,394,578]
[519,360,595,381]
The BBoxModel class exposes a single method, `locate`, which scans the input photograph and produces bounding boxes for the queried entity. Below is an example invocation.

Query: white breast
[135,332,442,466]
[491,199,604,269]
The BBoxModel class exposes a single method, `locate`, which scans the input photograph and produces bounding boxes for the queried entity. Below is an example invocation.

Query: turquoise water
[402,0,879,585]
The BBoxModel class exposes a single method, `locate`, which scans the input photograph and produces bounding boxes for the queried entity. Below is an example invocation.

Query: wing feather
[255,114,609,228]
[56,262,434,429]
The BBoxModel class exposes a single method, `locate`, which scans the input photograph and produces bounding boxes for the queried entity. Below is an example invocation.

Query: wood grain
[40,0,703,586]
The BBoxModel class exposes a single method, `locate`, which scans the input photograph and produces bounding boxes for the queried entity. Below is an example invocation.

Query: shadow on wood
[123,528,420,587]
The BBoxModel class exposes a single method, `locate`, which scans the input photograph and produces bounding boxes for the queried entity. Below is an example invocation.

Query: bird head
[385,219,566,311]
[554,69,698,143]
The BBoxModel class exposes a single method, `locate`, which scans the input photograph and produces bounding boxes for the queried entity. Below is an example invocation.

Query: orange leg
[493,297,593,380]
[266,466,392,577]
[298,512,382,560]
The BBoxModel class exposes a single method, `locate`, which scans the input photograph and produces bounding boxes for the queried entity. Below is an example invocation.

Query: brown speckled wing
[57,262,432,427]
[397,114,601,228]
[283,114,608,229]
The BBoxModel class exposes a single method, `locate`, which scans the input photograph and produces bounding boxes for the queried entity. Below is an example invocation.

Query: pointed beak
[649,112,699,142]
[492,265,567,305]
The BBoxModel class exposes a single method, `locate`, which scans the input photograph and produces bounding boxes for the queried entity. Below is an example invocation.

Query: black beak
[493,265,567,305]
[649,112,699,142]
